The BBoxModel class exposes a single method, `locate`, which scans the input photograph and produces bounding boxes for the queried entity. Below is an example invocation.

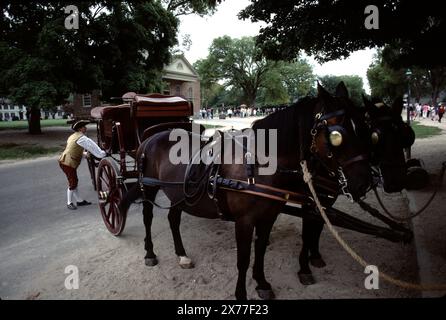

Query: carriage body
[88,93,193,235]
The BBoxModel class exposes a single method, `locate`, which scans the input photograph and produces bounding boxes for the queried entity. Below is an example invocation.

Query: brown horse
[298,92,416,285]
[121,83,371,300]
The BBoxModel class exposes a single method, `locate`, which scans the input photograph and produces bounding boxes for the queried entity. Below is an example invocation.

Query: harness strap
[319,109,346,121]
[140,175,313,206]
[340,154,368,168]
[141,177,185,188]
[216,177,312,206]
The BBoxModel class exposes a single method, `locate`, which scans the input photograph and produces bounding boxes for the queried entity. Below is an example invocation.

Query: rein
[372,161,446,222]
[301,160,446,291]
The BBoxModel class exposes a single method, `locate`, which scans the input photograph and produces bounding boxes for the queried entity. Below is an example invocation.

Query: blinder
[369,115,415,148]
[327,125,346,147]
[311,108,368,171]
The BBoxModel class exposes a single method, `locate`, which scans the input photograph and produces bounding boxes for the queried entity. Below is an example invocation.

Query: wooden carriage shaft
[281,205,411,243]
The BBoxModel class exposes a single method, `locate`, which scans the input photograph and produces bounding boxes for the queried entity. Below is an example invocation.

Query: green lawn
[411,122,443,139]
[0,119,69,131]
[0,143,61,160]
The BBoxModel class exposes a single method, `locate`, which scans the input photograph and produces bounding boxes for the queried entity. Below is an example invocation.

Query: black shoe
[67,203,77,210]
[77,200,92,206]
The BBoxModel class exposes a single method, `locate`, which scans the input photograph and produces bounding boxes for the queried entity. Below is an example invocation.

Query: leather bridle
[310,108,368,201]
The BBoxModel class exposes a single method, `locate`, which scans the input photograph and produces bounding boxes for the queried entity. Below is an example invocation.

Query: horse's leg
[168,207,194,269]
[235,216,254,300]
[143,188,158,267]
[252,215,278,300]
[308,219,327,268]
[298,216,316,285]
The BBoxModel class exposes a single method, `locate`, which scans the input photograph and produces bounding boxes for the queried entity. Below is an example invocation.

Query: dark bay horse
[297,90,416,285]
[122,84,371,300]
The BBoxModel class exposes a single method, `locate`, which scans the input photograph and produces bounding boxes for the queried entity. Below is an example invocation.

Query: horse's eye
[329,131,343,146]
[371,132,379,144]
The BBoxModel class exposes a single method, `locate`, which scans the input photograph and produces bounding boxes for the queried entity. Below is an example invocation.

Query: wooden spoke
[96,158,127,236]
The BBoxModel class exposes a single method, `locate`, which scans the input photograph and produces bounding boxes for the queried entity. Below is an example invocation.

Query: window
[82,94,92,107]
[175,85,181,96]
[188,87,193,100]
[177,62,183,71]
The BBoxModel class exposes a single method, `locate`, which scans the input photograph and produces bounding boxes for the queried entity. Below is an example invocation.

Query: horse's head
[363,96,415,193]
[310,82,371,201]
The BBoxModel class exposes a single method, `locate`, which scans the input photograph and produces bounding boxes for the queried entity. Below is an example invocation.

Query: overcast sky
[178,0,376,93]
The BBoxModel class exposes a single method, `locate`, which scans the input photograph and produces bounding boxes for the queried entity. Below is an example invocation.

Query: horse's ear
[317,82,331,99]
[391,96,404,116]
[335,81,349,98]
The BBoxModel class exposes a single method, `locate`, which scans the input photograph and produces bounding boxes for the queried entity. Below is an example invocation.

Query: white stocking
[67,189,74,205]
[72,188,84,202]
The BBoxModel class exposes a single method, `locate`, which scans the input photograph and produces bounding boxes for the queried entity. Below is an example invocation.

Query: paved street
[0,157,101,297]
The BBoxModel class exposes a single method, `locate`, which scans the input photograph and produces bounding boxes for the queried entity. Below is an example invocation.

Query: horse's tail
[120,184,142,213]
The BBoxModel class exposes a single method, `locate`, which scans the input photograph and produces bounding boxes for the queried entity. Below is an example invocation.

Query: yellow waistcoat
[59,132,84,168]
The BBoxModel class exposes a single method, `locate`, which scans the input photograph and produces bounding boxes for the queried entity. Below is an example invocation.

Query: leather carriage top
[89,93,193,153]
[90,93,193,120]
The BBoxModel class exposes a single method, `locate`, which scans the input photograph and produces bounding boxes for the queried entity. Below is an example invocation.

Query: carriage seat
[90,104,137,153]
[133,94,192,118]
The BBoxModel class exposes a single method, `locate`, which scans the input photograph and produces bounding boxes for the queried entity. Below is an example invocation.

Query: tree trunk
[28,107,42,134]
[432,89,439,108]
[244,88,257,108]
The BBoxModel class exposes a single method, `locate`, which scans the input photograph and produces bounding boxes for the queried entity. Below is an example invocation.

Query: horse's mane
[252,97,316,157]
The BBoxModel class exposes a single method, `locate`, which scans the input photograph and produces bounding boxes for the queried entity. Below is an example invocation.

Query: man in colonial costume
[59,120,106,210]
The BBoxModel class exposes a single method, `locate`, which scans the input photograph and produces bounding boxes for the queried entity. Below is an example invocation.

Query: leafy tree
[205,36,275,107]
[367,53,407,101]
[1,2,178,133]
[368,49,446,105]
[319,75,365,106]
[195,36,315,107]
[240,0,446,68]
[0,1,222,134]
[162,0,222,17]
[278,59,316,101]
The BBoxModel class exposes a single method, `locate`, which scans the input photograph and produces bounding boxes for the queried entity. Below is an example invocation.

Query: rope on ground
[300,160,446,291]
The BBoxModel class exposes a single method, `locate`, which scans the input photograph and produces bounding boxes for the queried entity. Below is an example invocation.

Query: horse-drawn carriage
[87,93,196,236]
[83,86,432,299]
[86,90,414,242]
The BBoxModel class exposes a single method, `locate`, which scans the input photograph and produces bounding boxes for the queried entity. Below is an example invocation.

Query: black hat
[71,120,90,131]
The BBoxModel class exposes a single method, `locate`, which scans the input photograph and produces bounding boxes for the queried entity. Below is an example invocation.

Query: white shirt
[77,135,107,158]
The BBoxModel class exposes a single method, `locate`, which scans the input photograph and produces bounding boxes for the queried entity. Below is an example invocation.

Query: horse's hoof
[145,257,158,267]
[310,257,326,268]
[179,256,194,269]
[298,273,316,285]
[256,289,275,300]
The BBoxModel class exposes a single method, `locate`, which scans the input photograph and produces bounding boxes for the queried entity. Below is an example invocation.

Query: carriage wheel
[86,152,97,191]
[96,158,127,236]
